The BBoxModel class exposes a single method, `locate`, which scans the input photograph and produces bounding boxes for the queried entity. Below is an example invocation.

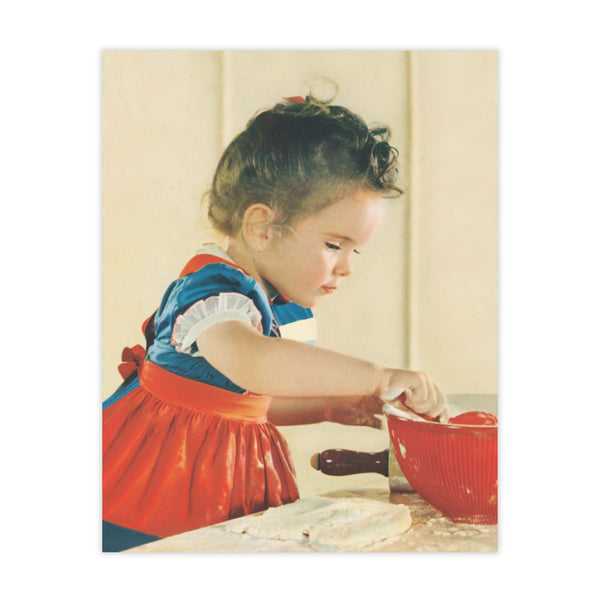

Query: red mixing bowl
[386,411,498,524]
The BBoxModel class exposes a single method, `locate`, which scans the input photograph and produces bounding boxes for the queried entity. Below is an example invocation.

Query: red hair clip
[283,96,306,103]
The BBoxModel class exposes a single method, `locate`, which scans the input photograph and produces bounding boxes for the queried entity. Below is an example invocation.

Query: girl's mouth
[321,286,337,294]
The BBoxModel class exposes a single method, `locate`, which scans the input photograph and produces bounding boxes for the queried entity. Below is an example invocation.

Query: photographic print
[102,50,498,552]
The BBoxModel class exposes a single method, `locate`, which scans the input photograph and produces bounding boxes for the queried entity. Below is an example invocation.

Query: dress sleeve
[153,262,274,359]
[171,292,263,356]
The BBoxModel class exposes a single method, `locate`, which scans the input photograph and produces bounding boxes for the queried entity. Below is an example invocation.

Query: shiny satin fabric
[103,361,299,539]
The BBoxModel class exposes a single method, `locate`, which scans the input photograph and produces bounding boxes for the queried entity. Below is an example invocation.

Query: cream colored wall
[102,51,497,497]
[408,51,498,394]
[102,51,225,398]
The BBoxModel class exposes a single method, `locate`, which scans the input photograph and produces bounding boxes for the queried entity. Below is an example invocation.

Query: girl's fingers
[403,372,423,411]
[425,374,437,416]
[368,395,384,415]
[350,410,383,429]
[385,370,447,421]
[367,415,384,429]
[406,371,432,413]
[361,397,384,427]
[427,383,448,420]
[438,403,451,423]
[436,383,449,420]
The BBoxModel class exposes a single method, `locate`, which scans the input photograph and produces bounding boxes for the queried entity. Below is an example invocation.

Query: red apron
[103,255,299,539]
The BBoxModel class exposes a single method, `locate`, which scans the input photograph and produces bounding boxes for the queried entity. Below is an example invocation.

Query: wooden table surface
[127,488,497,553]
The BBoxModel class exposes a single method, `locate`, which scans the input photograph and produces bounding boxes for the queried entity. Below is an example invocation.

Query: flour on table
[224,497,412,551]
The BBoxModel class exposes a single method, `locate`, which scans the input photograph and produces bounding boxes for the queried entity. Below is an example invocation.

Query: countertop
[127,488,497,553]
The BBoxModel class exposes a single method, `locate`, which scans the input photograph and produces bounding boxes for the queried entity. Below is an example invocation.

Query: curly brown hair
[207,95,402,237]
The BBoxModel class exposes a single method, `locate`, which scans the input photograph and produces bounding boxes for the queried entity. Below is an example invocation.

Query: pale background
[6,0,597,593]
[102,50,497,496]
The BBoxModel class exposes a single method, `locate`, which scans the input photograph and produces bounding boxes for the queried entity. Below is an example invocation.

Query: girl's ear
[241,204,277,250]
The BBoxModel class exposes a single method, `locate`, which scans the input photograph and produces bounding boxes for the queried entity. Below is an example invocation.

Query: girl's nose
[334,253,352,277]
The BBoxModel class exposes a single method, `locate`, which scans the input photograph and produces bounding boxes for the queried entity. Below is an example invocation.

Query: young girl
[102,94,449,551]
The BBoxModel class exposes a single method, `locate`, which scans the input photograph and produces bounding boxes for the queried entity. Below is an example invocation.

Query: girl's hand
[324,395,384,429]
[380,369,449,422]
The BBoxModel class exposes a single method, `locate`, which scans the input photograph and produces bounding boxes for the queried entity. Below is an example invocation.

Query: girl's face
[257,188,385,308]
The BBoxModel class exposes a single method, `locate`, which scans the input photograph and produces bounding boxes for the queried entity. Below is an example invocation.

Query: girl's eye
[325,242,362,255]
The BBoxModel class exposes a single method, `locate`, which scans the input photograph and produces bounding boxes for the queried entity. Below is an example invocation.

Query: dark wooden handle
[311,448,389,477]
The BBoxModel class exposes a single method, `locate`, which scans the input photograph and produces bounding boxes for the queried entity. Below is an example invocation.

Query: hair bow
[283,96,306,103]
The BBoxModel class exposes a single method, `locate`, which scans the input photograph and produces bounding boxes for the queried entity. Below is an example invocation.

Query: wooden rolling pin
[311,448,412,492]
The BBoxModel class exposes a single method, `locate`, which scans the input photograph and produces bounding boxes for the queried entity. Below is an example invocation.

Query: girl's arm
[197,320,388,398]
[196,320,448,420]
[267,395,384,429]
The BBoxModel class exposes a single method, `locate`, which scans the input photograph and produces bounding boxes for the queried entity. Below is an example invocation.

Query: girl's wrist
[374,367,394,399]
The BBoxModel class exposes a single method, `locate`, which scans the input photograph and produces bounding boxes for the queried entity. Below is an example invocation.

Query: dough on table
[224,497,412,551]
[224,497,335,540]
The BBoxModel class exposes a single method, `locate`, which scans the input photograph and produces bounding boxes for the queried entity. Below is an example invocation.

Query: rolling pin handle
[310,449,389,477]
